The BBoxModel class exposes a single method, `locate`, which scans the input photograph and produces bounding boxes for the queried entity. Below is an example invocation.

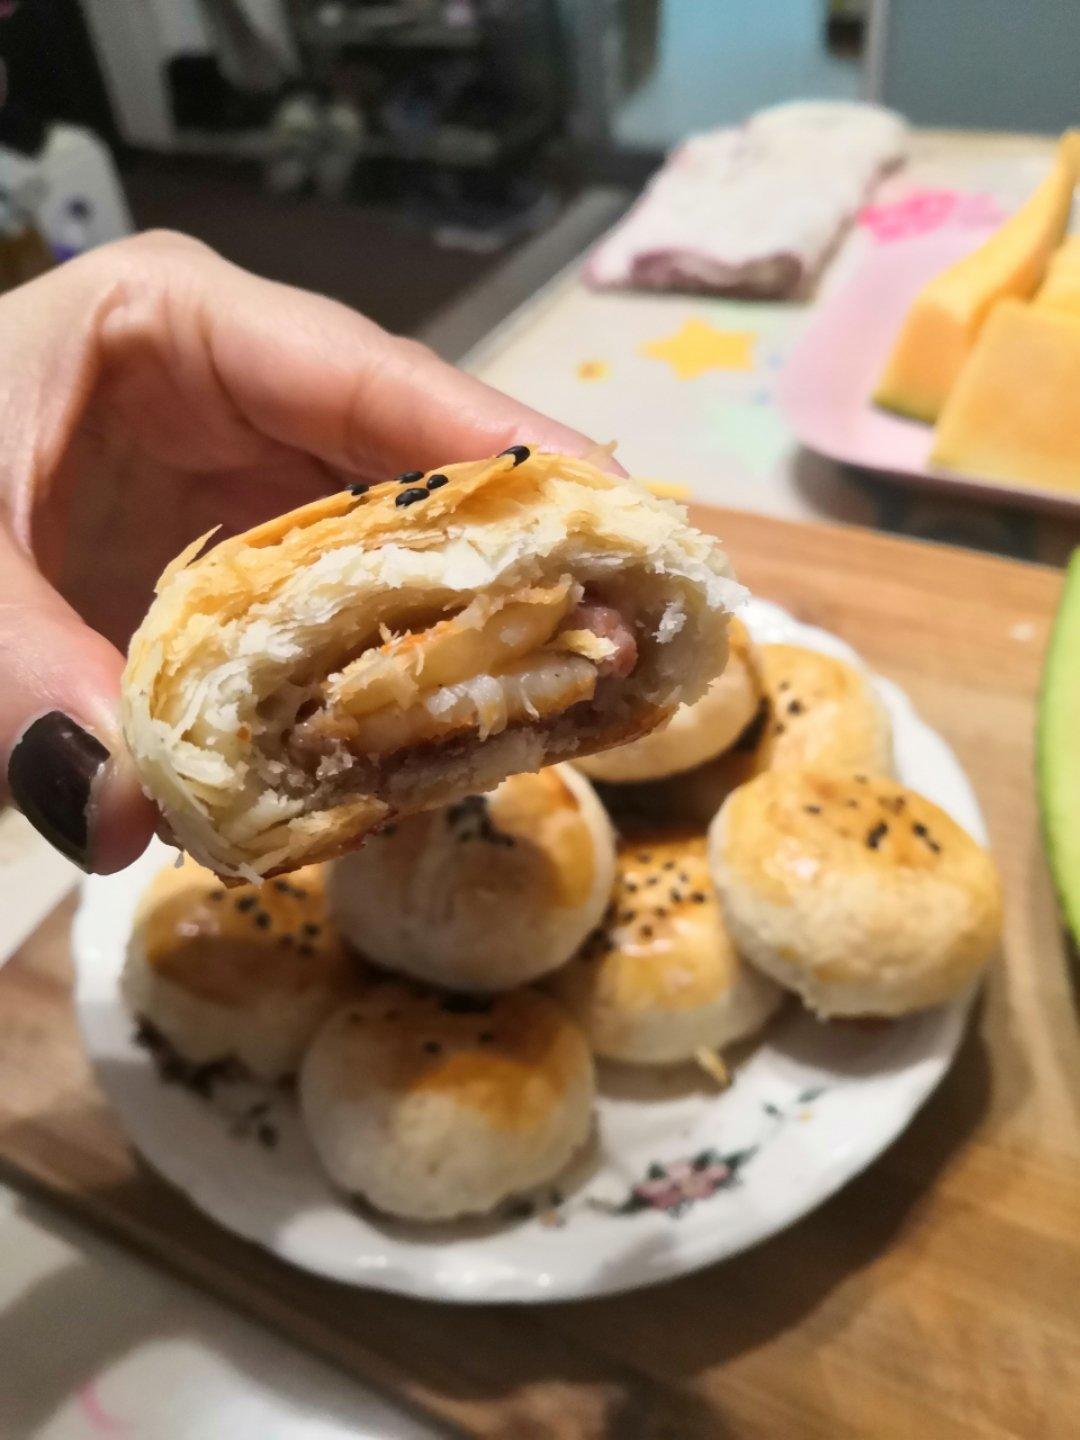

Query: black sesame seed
[655,907,669,919]
[209,890,224,902]
[396,486,428,508]
[620,910,636,923]
[254,911,271,929]
[645,876,660,888]
[804,804,822,815]
[913,821,928,836]
[273,880,289,893]
[625,881,638,893]
[787,699,805,716]
[301,922,320,937]
[347,481,369,496]
[640,925,654,939]
[669,890,683,904]
[663,860,676,871]
[395,470,423,484]
[426,473,449,490]
[499,444,531,466]
[236,896,256,913]
[774,723,787,736]
[298,943,315,957]
[382,824,398,838]
[866,822,888,850]
[423,1040,442,1055]
[691,892,707,904]
[928,839,942,854]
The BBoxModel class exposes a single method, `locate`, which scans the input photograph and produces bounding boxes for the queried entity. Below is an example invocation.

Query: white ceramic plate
[73,597,984,1303]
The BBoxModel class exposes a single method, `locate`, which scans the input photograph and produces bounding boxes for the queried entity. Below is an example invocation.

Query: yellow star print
[639,318,755,380]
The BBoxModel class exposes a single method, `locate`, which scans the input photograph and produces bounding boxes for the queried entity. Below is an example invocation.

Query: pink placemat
[776,226,1080,517]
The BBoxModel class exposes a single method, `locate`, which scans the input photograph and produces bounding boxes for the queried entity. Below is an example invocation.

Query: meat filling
[286,585,640,770]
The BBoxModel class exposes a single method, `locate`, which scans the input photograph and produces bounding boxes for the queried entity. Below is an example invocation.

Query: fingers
[0,529,155,873]
[96,231,621,480]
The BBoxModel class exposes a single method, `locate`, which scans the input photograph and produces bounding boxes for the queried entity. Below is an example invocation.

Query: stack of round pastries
[123,617,1002,1223]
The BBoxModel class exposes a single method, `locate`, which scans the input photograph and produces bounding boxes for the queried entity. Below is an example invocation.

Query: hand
[0,230,606,873]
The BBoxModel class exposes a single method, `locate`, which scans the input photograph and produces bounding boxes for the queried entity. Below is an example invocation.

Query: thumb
[0,530,155,873]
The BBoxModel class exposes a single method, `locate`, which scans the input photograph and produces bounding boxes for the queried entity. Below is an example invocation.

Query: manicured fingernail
[8,711,110,869]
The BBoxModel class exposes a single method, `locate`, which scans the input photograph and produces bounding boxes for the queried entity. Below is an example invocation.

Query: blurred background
[1,1,1078,337]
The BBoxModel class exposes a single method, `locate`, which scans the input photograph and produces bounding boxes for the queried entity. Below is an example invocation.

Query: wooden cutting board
[1,508,1077,1440]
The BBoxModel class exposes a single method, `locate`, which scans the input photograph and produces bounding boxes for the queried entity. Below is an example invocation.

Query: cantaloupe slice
[1038,548,1080,945]
[930,299,1080,491]
[874,131,1080,422]
[1034,233,1080,316]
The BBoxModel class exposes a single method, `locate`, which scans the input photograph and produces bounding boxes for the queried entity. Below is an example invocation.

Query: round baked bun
[709,769,1003,1018]
[752,643,893,775]
[590,641,891,831]
[122,858,352,1080]
[575,618,762,783]
[552,832,782,1064]
[328,765,615,991]
[299,981,594,1220]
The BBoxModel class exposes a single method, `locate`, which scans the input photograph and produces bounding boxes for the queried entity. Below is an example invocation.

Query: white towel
[586,101,908,299]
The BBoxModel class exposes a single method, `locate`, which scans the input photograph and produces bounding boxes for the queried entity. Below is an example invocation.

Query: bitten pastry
[574,617,762,783]
[122,858,352,1080]
[328,765,615,990]
[122,449,740,880]
[299,981,594,1220]
[551,832,781,1063]
[709,769,1003,1017]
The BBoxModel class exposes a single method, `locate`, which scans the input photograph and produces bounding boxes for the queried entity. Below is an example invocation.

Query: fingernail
[8,711,110,869]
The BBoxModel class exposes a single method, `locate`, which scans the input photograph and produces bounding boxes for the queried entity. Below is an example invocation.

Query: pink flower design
[859,189,1005,244]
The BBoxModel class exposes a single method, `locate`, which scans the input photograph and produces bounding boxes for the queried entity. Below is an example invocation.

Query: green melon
[1038,549,1080,940]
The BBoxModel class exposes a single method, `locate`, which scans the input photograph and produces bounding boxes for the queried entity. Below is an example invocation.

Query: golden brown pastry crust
[122,451,740,879]
[709,769,1003,1016]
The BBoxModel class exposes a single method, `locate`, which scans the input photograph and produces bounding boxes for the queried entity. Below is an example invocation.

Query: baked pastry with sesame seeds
[708,769,1003,1017]
[328,765,615,991]
[550,831,782,1064]
[614,641,894,829]
[574,617,762,784]
[750,643,892,776]
[299,980,594,1220]
[121,858,353,1080]
[122,449,741,881]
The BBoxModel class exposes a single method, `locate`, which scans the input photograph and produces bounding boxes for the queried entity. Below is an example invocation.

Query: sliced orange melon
[1034,233,1080,317]
[874,132,1080,423]
[929,299,1080,491]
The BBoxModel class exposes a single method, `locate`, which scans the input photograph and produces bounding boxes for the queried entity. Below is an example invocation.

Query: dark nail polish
[8,711,110,868]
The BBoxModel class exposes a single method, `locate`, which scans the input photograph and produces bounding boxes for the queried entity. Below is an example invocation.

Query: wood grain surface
[0,508,1076,1440]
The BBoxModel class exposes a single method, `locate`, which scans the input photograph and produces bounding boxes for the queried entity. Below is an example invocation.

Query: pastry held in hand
[329,766,615,991]
[122,450,740,880]
[575,616,761,784]
[122,858,352,1081]
[709,769,1003,1018]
